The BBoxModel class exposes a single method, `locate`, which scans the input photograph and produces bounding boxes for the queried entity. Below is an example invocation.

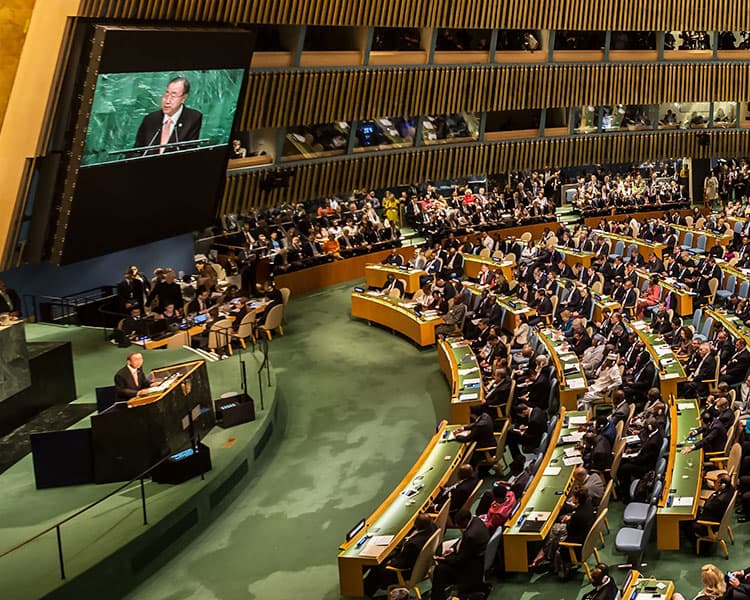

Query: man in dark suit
[382,273,406,297]
[442,247,465,279]
[432,509,490,600]
[134,76,203,156]
[485,368,511,411]
[722,338,750,386]
[146,270,184,314]
[622,352,656,405]
[616,418,663,501]
[381,248,404,266]
[363,514,437,598]
[456,405,496,460]
[507,403,547,458]
[679,343,717,398]
[114,352,153,400]
[0,279,21,317]
[187,286,215,315]
[433,464,478,520]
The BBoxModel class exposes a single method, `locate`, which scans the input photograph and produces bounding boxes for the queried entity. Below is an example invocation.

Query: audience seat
[614,505,657,568]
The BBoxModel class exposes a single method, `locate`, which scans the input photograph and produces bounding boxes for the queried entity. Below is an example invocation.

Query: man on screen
[134,76,202,155]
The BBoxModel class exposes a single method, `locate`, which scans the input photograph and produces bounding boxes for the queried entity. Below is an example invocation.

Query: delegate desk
[503,409,588,572]
[671,223,733,248]
[716,258,750,287]
[365,264,425,294]
[91,360,214,482]
[351,290,442,347]
[634,269,695,317]
[558,278,621,322]
[535,327,587,410]
[463,254,515,281]
[594,230,667,259]
[556,245,595,268]
[656,398,702,550]
[463,282,536,331]
[625,320,686,399]
[437,338,484,424]
[337,421,466,597]
[704,308,750,345]
[620,570,675,600]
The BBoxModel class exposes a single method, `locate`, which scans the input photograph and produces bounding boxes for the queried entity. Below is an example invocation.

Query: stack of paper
[672,496,694,507]
[450,341,467,349]
[566,377,586,389]
[528,511,551,521]
[359,535,395,557]
[564,447,581,458]
[563,455,584,466]
[458,367,479,376]
[544,466,562,476]
[677,402,694,410]
[463,377,482,386]
[569,415,588,425]
[562,431,585,443]
[458,392,479,401]
[655,344,672,356]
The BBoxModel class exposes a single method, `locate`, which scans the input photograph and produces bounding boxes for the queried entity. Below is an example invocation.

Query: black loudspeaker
[214,392,256,428]
[31,429,94,489]
[151,442,212,484]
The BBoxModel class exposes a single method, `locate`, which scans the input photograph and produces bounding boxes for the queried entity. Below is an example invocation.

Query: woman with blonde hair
[693,564,726,600]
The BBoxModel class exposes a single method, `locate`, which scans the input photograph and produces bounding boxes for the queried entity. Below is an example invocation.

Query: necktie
[160,119,172,153]
[132,369,139,388]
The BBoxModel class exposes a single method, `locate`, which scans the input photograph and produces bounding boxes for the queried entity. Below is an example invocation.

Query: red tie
[160,119,172,153]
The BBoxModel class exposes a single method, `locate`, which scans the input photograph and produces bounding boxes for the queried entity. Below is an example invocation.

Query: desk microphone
[173,122,182,151]
[143,126,162,157]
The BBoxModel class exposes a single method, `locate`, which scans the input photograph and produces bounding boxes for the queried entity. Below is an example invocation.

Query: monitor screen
[82,69,245,167]
[47,26,255,264]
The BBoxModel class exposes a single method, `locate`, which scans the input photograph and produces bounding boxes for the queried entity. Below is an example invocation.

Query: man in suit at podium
[114,352,153,400]
[134,76,203,156]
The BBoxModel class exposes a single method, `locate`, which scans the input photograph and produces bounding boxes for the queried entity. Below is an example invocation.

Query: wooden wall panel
[240,63,750,129]
[79,0,750,30]
[220,129,750,213]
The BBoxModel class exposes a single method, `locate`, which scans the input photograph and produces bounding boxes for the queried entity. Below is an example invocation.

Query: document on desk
[463,378,482,386]
[655,344,672,356]
[662,372,680,379]
[543,466,562,476]
[677,402,694,410]
[672,496,694,507]
[458,367,479,376]
[359,535,395,557]
[451,341,467,349]
[528,511,551,521]
[458,392,479,401]
[564,448,581,458]
[569,415,588,425]
[562,432,585,443]
[563,455,583,466]
[566,377,586,389]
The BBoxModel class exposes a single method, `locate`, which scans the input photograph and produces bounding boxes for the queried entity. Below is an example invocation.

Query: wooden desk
[593,229,667,259]
[463,282,536,331]
[624,320,686,399]
[716,258,750,287]
[365,264,425,294]
[656,398,702,550]
[634,269,695,317]
[620,570,675,600]
[704,308,750,345]
[337,422,466,597]
[437,338,484,424]
[503,409,587,572]
[463,254,515,281]
[558,278,621,323]
[556,245,595,268]
[137,325,205,350]
[671,223,733,248]
[536,327,587,410]
[351,291,442,347]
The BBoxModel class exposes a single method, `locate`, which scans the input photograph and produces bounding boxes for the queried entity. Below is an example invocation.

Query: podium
[91,360,215,483]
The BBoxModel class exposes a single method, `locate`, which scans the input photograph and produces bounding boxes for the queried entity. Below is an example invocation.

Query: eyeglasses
[162,92,185,100]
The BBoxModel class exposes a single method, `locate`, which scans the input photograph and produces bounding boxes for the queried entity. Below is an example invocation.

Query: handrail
[0,452,173,561]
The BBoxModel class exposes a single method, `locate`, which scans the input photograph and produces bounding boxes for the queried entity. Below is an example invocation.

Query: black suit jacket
[725,349,750,383]
[527,372,550,411]
[462,413,496,450]
[442,516,489,584]
[694,353,717,383]
[628,430,662,468]
[135,106,203,155]
[389,523,438,570]
[523,407,547,450]
[114,366,151,400]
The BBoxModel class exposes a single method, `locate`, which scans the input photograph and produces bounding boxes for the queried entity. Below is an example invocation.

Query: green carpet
[38,283,744,600]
